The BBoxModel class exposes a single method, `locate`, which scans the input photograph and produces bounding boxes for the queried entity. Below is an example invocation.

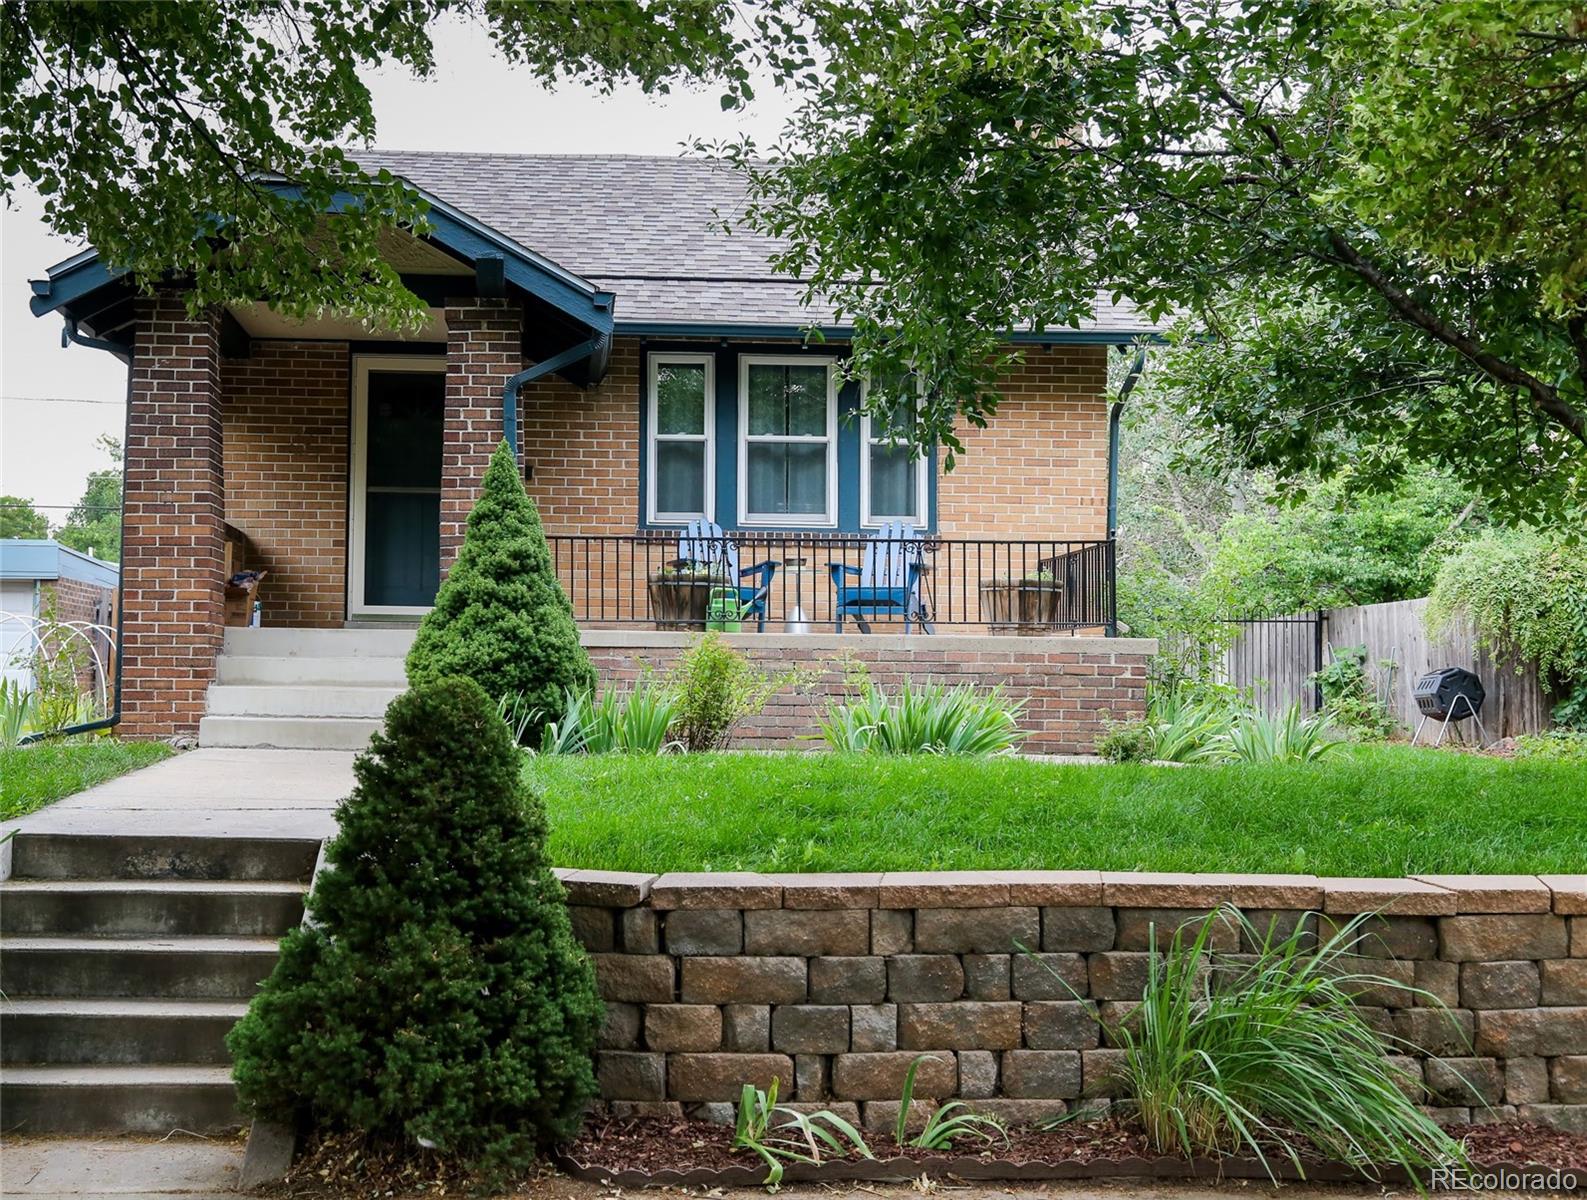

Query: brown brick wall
[520,337,641,534]
[939,346,1110,540]
[441,300,522,569]
[120,294,225,739]
[566,870,1587,1132]
[38,576,117,699]
[220,341,350,627]
[583,632,1150,755]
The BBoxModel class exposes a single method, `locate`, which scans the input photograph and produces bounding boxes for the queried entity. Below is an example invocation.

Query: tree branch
[1325,230,1587,445]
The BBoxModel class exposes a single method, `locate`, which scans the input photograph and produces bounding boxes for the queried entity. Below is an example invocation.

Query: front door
[351,357,445,614]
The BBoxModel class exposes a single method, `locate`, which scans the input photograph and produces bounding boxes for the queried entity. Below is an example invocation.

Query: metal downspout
[1104,347,1146,638]
[19,320,131,743]
[502,332,610,456]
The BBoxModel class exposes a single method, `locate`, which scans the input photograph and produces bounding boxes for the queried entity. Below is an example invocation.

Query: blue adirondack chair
[828,522,930,633]
[674,519,778,632]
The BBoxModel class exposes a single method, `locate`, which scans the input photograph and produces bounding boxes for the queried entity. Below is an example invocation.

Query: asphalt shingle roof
[358,151,1159,336]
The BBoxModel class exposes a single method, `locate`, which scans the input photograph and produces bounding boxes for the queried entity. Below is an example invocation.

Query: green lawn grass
[0,739,174,821]
[528,745,1587,876]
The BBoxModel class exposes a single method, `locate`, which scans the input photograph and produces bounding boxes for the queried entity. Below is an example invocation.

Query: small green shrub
[1311,645,1396,740]
[538,682,680,755]
[1145,684,1236,763]
[406,441,595,744]
[1,680,37,748]
[1426,528,1587,730]
[1513,729,1587,763]
[732,1077,873,1185]
[819,682,1026,755]
[228,676,602,1177]
[1214,704,1343,763]
[894,1055,1006,1150]
[1097,719,1156,763]
[669,633,784,751]
[1106,906,1463,1181]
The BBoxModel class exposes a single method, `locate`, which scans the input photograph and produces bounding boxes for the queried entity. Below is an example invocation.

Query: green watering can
[706,586,748,632]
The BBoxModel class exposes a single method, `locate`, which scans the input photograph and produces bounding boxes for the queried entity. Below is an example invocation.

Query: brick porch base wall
[561,869,1587,1132]
[582,631,1153,756]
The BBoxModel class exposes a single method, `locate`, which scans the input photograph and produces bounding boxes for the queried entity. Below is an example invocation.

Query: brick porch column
[119,293,225,739]
[440,299,523,571]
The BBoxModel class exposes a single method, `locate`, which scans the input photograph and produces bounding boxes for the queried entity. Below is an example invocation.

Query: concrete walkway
[2,749,355,844]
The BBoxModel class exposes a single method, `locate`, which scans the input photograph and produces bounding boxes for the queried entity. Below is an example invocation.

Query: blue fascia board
[615,321,1162,345]
[29,255,129,318]
[0,540,118,588]
[29,180,614,339]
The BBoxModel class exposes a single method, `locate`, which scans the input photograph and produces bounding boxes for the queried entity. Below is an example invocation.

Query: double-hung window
[646,353,713,522]
[739,356,838,526]
[860,378,929,527]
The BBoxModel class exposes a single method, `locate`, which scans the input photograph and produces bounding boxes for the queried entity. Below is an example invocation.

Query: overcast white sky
[0,17,793,513]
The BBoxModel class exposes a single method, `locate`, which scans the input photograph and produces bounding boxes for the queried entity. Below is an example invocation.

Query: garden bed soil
[557,1115,1587,1190]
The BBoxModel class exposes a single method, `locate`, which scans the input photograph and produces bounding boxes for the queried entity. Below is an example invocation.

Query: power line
[0,504,120,512]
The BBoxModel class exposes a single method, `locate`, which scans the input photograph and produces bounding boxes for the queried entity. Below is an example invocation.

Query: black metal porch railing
[546,534,1116,634]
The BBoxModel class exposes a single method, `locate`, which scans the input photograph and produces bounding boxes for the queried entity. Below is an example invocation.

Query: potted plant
[980,567,1062,634]
[648,562,728,630]
[1018,566,1062,629]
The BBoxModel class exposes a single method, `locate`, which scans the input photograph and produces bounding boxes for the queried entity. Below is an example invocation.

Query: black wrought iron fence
[545,534,1116,634]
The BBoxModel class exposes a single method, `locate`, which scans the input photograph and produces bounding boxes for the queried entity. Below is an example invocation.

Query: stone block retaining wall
[556,868,1587,1132]
[583,631,1154,756]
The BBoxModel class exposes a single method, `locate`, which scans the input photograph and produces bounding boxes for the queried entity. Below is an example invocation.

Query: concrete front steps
[199,626,414,750]
[0,832,318,1134]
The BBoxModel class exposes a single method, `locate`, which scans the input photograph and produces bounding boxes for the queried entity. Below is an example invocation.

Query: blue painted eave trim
[615,321,1164,345]
[28,179,615,339]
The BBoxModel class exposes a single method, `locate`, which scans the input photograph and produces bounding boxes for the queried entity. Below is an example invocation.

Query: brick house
[28,153,1157,751]
[0,539,119,706]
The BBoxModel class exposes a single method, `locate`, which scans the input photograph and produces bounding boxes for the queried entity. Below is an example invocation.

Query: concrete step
[0,1064,241,1134]
[1,936,281,999]
[1,998,247,1066]
[223,626,416,658]
[0,880,305,937]
[205,683,403,719]
[7,833,320,883]
[216,654,408,686]
[198,714,382,750]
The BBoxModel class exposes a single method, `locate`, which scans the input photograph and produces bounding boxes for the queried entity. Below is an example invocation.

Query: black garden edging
[556,1149,1583,1191]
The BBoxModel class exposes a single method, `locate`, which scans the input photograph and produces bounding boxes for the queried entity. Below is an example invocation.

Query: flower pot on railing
[647,566,726,630]
[980,575,1063,635]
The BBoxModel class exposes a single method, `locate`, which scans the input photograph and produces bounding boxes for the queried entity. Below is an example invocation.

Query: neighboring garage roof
[0,540,119,590]
[357,151,1162,340]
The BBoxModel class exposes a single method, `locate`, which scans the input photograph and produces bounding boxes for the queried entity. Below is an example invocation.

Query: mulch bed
[557,1114,1587,1190]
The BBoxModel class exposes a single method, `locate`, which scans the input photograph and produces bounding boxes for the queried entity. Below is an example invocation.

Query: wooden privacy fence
[1220,598,1555,739]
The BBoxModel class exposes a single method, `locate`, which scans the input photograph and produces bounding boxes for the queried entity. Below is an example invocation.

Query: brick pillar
[440,299,523,571]
[120,293,226,740]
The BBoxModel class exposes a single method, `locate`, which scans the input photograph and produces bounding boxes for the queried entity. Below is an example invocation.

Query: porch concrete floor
[1,748,352,843]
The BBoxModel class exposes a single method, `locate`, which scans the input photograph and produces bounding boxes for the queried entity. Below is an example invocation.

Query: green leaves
[721,0,1586,521]
[2,0,753,328]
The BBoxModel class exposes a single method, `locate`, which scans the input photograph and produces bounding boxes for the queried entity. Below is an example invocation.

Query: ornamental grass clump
[819,681,1025,755]
[227,676,602,1177]
[1108,905,1463,1182]
[406,440,595,745]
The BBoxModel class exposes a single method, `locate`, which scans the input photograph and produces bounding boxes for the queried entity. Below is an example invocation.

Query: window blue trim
[637,341,938,535]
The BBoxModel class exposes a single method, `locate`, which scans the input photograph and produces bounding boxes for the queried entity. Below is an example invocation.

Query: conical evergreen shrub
[406,440,595,741]
[227,675,603,1172]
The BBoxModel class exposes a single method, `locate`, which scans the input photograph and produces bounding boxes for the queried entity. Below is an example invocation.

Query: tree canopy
[54,436,122,562]
[717,0,1586,520]
[1,0,785,329]
[6,0,1583,519]
[0,496,50,540]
